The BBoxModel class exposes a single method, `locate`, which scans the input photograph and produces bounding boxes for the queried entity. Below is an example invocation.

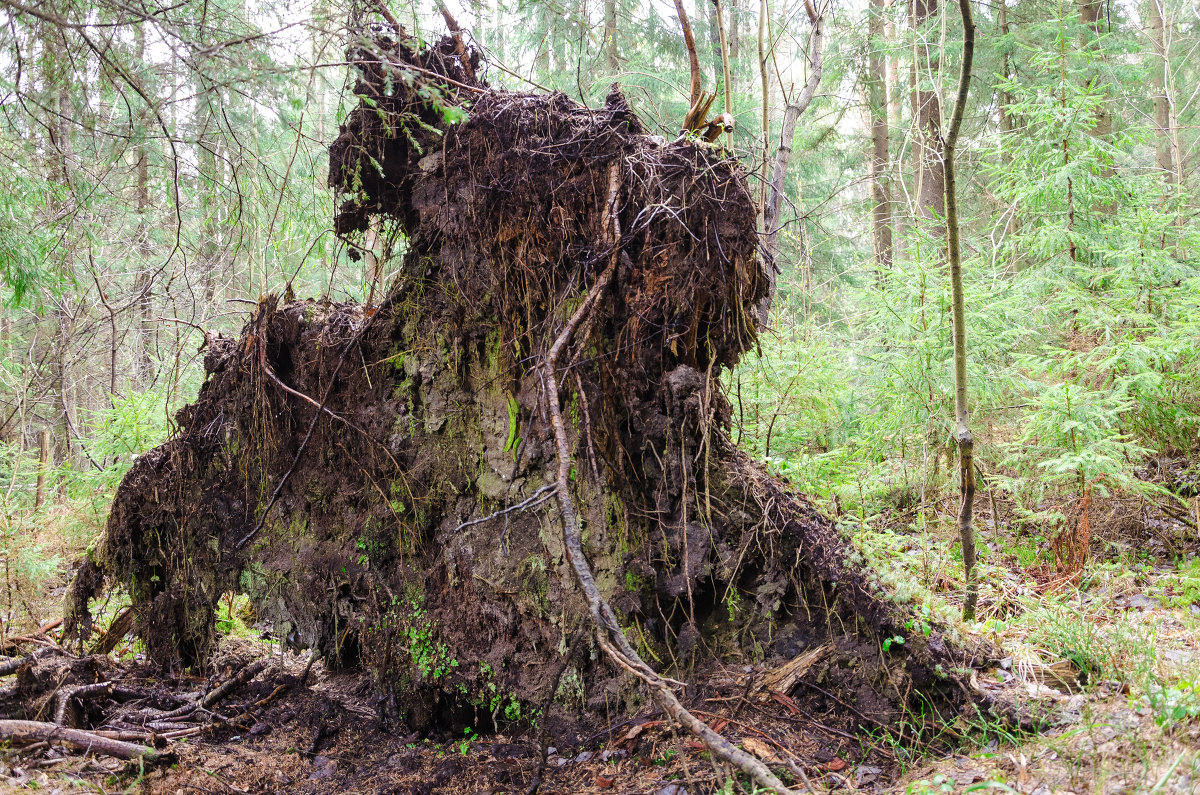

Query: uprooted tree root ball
[64,31,1013,779]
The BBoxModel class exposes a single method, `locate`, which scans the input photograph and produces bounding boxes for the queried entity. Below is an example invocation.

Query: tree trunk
[886,0,902,129]
[761,0,824,315]
[758,0,771,216]
[998,0,1019,239]
[912,0,944,236]
[943,0,977,620]
[603,0,619,71]
[704,0,723,96]
[196,87,221,304]
[868,0,893,275]
[714,0,734,136]
[35,429,51,509]
[1146,0,1175,184]
[132,24,155,388]
[1077,0,1115,200]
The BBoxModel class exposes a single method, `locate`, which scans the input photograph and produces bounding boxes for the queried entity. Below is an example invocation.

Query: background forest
[0,0,1198,787]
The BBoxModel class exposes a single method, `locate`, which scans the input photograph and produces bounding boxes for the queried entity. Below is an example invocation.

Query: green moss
[504,395,521,458]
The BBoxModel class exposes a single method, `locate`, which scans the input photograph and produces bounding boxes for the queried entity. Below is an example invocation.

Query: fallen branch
[541,161,800,795]
[55,681,116,726]
[0,647,61,676]
[0,719,168,762]
[154,659,267,720]
[1,619,63,654]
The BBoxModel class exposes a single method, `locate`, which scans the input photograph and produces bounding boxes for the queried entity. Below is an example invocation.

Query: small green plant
[1163,559,1200,608]
[882,634,906,652]
[725,586,742,622]
[458,726,477,755]
[905,606,933,637]
[906,774,955,795]
[402,594,457,681]
[474,661,527,725]
[215,592,255,638]
[1145,680,1200,728]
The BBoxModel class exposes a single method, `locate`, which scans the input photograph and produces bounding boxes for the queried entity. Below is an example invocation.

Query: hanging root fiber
[63,30,1014,783]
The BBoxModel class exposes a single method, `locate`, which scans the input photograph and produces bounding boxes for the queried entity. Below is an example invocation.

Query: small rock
[856,765,883,785]
[308,755,338,781]
[574,751,594,762]
[656,786,687,795]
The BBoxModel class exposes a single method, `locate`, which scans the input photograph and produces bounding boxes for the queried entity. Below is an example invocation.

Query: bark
[728,0,740,61]
[673,0,703,109]
[758,0,771,214]
[704,0,722,94]
[886,0,902,129]
[1077,0,1115,200]
[868,0,893,274]
[714,0,734,138]
[133,137,155,386]
[998,0,1013,140]
[998,0,1019,238]
[132,22,154,388]
[196,86,221,304]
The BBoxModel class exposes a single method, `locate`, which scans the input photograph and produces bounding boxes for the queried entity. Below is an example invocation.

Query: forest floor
[1,490,1198,794]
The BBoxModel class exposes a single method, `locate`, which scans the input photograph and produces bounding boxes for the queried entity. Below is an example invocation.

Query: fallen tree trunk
[66,31,998,753]
[0,720,167,763]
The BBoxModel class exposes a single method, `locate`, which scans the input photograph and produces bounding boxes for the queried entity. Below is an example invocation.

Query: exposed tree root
[60,29,1013,757]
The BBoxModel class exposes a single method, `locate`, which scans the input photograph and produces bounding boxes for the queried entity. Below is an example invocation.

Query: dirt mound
[64,32,1000,754]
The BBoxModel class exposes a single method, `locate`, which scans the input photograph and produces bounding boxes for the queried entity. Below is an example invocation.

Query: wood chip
[741,736,782,764]
[755,643,833,696]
